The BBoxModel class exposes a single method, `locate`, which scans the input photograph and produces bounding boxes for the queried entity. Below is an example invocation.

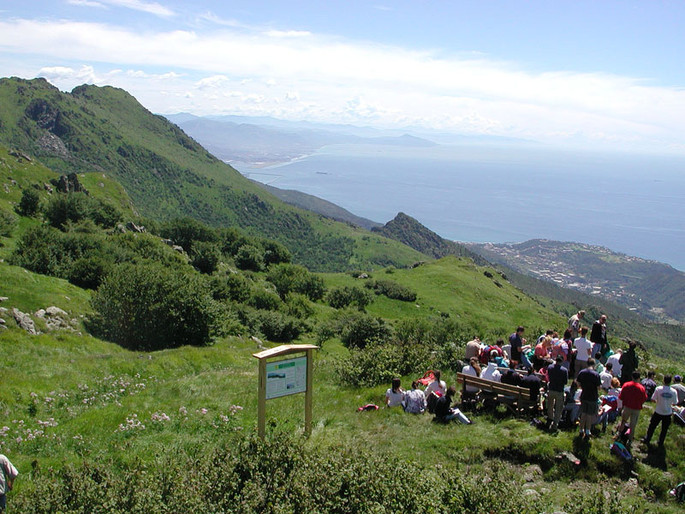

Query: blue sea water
[235,144,685,271]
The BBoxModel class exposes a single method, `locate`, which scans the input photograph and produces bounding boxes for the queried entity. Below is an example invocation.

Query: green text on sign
[266,356,307,399]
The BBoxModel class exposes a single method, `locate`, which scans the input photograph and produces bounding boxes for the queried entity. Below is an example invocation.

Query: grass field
[1,259,684,512]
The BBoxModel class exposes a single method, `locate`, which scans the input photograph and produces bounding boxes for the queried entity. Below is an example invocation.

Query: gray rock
[12,308,37,335]
[0,307,8,314]
[0,318,5,324]
[0,297,8,302]
[35,309,46,318]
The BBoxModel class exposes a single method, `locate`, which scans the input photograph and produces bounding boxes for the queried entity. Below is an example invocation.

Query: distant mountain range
[466,239,685,324]
[164,113,436,165]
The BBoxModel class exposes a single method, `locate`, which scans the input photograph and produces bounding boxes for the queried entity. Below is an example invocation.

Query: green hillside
[0,77,423,272]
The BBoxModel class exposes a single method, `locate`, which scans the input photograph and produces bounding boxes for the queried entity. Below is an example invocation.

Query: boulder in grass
[12,308,37,335]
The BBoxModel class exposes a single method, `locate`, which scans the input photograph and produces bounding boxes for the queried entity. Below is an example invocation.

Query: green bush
[240,307,305,342]
[284,293,315,319]
[43,192,121,229]
[16,187,40,217]
[262,240,291,266]
[267,263,325,301]
[0,208,17,237]
[160,217,218,253]
[68,256,111,289]
[365,278,417,302]
[209,273,251,303]
[247,287,282,311]
[191,241,222,274]
[90,263,222,350]
[234,244,264,271]
[326,285,373,310]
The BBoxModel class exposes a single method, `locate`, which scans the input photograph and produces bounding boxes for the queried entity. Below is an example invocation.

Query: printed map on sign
[266,356,307,399]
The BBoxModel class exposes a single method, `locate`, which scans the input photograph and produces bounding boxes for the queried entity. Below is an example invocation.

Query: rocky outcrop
[12,308,37,335]
[55,173,88,194]
[35,306,78,331]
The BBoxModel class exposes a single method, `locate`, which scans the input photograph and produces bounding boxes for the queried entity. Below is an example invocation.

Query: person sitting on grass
[600,362,614,392]
[385,378,405,408]
[461,358,481,394]
[404,380,427,414]
[424,369,446,398]
[501,362,522,387]
[434,386,472,424]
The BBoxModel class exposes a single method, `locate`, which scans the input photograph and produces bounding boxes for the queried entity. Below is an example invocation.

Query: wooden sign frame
[253,344,319,438]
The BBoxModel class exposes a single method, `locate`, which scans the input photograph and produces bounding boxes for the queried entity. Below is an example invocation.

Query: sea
[233,143,685,271]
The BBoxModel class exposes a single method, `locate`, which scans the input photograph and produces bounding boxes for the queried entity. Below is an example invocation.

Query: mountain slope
[371,212,489,265]
[0,77,424,271]
[468,239,685,323]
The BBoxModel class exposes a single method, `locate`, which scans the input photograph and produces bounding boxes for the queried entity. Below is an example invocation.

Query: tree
[191,241,222,274]
[16,188,40,217]
[267,263,325,301]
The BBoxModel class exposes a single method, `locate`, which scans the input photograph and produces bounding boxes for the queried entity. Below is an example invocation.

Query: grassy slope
[0,78,425,272]
[1,253,683,510]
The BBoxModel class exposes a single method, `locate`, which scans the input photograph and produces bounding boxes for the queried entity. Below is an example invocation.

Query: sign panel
[266,356,307,399]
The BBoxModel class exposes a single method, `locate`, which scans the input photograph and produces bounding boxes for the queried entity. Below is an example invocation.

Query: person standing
[642,375,678,447]
[617,371,648,443]
[619,341,639,385]
[568,310,585,339]
[547,355,569,431]
[576,358,601,438]
[573,327,592,378]
[0,454,18,513]
[641,371,657,400]
[590,314,609,361]
[671,375,685,406]
[509,326,531,369]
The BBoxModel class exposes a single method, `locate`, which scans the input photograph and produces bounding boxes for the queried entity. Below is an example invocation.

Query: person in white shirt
[600,362,614,391]
[385,378,405,408]
[480,351,502,382]
[403,380,427,414]
[424,370,447,398]
[573,327,592,377]
[606,349,623,378]
[461,358,481,394]
[0,453,18,513]
[642,375,678,447]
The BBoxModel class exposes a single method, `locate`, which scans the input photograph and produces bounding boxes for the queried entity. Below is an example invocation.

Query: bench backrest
[456,372,532,401]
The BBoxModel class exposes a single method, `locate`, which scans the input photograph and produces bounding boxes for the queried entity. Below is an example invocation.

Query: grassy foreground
[1,319,684,512]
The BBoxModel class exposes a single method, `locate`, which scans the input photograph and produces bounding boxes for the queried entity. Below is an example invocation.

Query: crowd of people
[384,311,685,448]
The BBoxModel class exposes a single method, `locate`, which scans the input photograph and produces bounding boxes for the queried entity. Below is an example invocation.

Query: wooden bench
[456,372,535,415]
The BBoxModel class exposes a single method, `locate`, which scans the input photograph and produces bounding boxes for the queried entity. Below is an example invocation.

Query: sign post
[253,344,319,438]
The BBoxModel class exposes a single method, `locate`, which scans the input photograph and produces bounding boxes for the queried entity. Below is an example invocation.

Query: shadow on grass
[571,434,591,466]
[642,443,668,471]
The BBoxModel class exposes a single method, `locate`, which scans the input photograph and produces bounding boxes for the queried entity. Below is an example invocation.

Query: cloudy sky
[1,0,685,153]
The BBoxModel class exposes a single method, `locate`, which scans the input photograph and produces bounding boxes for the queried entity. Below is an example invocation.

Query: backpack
[610,441,632,462]
[670,482,685,503]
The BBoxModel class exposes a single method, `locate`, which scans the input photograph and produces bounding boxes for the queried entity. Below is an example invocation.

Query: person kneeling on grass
[434,386,472,424]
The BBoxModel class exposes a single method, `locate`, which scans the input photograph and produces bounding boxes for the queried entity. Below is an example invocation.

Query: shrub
[326,285,373,310]
[16,187,40,216]
[160,217,218,253]
[365,279,417,302]
[68,256,111,289]
[267,263,325,301]
[234,244,264,271]
[284,293,314,319]
[240,307,304,342]
[90,263,221,350]
[0,208,17,237]
[262,240,291,266]
[209,273,251,303]
[319,309,392,349]
[247,287,282,311]
[191,241,222,274]
[43,192,121,230]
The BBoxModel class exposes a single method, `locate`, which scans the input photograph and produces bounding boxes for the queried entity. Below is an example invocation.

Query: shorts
[580,400,598,416]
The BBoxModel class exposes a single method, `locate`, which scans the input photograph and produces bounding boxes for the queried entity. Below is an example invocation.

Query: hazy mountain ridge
[467,239,685,324]
[165,113,437,165]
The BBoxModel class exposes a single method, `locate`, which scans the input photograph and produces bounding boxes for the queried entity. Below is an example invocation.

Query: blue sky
[1,1,685,152]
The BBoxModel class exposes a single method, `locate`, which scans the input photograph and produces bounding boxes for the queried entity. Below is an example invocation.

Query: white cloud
[38,64,98,83]
[3,17,684,151]
[70,0,174,17]
[67,0,105,8]
[264,30,312,38]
